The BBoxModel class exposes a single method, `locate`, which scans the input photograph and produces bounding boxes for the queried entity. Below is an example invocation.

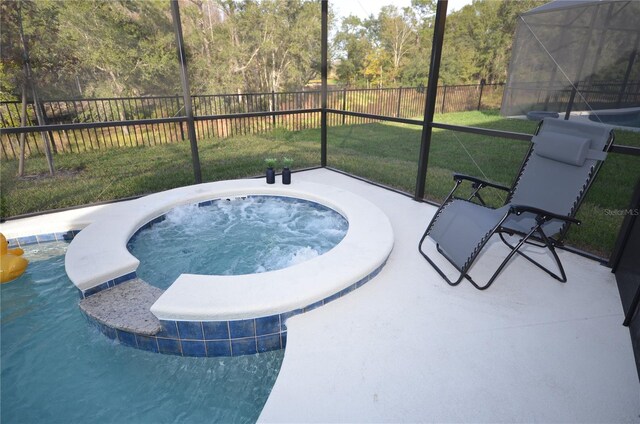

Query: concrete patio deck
[2,168,637,422]
[258,168,639,423]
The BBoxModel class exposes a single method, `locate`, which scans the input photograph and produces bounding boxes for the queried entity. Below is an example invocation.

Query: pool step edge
[79,278,163,336]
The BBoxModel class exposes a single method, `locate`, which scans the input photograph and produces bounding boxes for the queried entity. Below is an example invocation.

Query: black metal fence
[0,83,504,160]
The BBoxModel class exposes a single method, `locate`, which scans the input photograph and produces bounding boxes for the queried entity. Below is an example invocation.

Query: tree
[178,0,323,94]
[378,6,417,84]
[57,0,179,98]
[334,15,372,86]
[331,0,547,87]
[441,0,546,84]
[1,0,77,100]
[233,0,321,92]
[362,48,390,88]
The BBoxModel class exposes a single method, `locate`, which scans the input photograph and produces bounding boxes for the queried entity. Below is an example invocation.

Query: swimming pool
[128,196,348,289]
[588,110,640,128]
[0,242,283,423]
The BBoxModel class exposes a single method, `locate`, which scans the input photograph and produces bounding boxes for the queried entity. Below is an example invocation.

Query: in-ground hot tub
[65,178,394,356]
[128,195,350,290]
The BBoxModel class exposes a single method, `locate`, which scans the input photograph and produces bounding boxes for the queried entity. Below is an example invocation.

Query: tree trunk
[31,87,55,176]
[17,0,54,176]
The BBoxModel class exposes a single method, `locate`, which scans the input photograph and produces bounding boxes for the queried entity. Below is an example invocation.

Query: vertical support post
[271,90,276,127]
[320,0,328,167]
[564,87,577,120]
[396,86,403,117]
[342,87,347,125]
[414,0,447,201]
[477,79,485,110]
[176,95,185,140]
[171,0,202,184]
[441,85,447,113]
[17,85,27,176]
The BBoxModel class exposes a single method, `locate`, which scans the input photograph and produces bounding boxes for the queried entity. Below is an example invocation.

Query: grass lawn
[1,110,638,257]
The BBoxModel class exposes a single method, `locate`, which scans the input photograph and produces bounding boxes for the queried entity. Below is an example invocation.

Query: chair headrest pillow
[533,133,591,166]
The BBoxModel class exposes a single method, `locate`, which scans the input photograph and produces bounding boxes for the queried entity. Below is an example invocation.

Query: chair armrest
[453,173,510,192]
[509,204,581,225]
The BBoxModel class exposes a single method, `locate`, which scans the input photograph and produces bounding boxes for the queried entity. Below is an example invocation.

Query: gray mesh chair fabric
[429,201,509,271]
[419,118,613,290]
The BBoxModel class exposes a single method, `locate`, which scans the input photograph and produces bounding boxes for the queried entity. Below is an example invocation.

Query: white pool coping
[60,178,393,321]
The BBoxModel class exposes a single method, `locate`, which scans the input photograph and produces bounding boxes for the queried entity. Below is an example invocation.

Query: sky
[333,0,475,19]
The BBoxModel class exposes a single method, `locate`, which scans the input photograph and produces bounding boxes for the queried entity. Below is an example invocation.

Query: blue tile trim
[7,230,80,247]
[6,230,137,300]
[255,315,280,336]
[202,321,229,340]
[36,233,56,243]
[136,335,159,353]
[80,271,138,299]
[82,257,388,357]
[229,319,256,339]
[177,321,204,340]
[206,340,232,356]
[232,338,257,356]
[157,338,182,355]
[181,340,207,357]
[16,235,37,246]
[117,330,138,348]
[304,300,324,313]
[257,334,281,353]
[83,282,109,298]
[158,320,179,338]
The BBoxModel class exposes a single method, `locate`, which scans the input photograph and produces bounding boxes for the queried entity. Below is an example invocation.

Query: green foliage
[180,0,323,94]
[1,0,327,99]
[264,157,277,169]
[57,0,179,97]
[333,0,547,87]
[282,157,293,168]
[1,0,547,97]
[334,15,372,86]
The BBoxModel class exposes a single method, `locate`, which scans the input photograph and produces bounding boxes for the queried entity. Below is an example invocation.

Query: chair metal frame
[418,122,615,290]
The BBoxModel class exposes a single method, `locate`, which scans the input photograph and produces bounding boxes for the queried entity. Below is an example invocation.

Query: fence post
[441,85,447,114]
[342,88,347,125]
[477,79,485,110]
[176,95,185,141]
[271,90,276,128]
[396,86,403,118]
[564,86,577,120]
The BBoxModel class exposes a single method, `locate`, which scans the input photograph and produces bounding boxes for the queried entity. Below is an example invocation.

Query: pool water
[128,196,348,289]
[588,110,640,128]
[1,242,283,423]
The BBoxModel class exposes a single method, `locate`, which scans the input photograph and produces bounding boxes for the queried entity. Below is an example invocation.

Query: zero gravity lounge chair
[418,118,614,290]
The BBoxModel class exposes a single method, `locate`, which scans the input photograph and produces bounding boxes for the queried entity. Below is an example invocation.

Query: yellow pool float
[1,233,29,283]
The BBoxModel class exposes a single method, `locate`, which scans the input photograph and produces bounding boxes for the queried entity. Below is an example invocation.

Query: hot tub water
[128,196,349,289]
